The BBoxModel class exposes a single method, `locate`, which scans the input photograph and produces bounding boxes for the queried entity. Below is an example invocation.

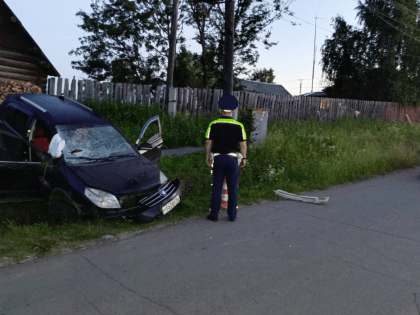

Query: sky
[5,0,360,96]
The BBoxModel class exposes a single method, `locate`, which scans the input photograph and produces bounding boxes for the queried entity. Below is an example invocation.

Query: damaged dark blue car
[0,94,181,222]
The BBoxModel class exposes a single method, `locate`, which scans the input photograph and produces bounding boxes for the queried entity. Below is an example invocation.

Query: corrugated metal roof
[238,79,291,96]
[302,91,327,97]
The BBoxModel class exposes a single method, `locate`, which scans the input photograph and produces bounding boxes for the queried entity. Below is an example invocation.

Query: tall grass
[159,117,420,213]
[83,100,219,148]
[239,117,420,195]
[83,100,254,148]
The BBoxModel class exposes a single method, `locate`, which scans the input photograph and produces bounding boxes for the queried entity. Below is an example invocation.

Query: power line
[355,0,420,20]
[276,78,321,84]
[281,14,333,33]
[352,0,420,43]
[368,6,420,42]
[345,1,420,60]
[276,79,300,84]
[279,17,301,25]
[355,0,420,33]
[368,5,420,34]
[287,86,319,90]
[382,0,420,19]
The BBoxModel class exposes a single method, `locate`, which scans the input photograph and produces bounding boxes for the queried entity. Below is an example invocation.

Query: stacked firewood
[0,79,42,104]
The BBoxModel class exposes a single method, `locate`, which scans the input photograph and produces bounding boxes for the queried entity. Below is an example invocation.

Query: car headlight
[160,171,168,184]
[84,187,121,209]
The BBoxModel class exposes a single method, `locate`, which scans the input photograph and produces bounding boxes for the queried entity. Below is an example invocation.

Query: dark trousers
[210,155,239,220]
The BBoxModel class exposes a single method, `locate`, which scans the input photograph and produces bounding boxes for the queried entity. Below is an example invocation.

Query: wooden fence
[46,77,419,124]
[46,77,158,107]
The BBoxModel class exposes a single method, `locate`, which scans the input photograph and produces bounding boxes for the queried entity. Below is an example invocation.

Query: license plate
[162,195,180,215]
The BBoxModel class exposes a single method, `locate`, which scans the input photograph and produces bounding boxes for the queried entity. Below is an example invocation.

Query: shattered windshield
[56,124,138,164]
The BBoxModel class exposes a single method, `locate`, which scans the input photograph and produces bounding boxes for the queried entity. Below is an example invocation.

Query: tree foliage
[70,0,295,89]
[69,0,186,84]
[186,0,294,88]
[321,0,420,104]
[248,67,276,83]
[173,45,203,87]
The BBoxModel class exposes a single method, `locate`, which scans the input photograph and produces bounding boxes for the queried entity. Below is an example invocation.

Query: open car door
[0,124,50,203]
[136,115,163,165]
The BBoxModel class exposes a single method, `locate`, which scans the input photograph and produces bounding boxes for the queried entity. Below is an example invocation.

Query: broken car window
[56,124,138,164]
[0,132,30,162]
[9,108,30,138]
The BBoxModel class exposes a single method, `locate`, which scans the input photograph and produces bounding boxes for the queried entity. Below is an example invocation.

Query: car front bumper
[98,179,182,219]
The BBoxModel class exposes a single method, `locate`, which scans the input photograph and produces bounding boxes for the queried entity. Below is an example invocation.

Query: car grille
[119,190,150,209]
[140,181,177,208]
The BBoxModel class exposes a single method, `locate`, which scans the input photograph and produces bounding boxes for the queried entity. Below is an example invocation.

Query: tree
[320,16,368,99]
[166,0,181,106]
[223,0,235,94]
[321,0,420,104]
[173,46,201,87]
[186,0,295,89]
[248,67,275,83]
[69,0,186,85]
[185,1,216,88]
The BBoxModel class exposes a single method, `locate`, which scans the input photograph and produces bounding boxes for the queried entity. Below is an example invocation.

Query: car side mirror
[138,143,152,150]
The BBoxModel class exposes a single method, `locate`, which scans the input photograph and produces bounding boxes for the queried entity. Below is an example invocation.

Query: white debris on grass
[274,189,329,204]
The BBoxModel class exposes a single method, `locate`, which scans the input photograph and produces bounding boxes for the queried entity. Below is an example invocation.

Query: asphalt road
[2,167,420,315]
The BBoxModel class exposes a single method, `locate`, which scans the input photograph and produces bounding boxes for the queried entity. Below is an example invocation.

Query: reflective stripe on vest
[205,119,247,140]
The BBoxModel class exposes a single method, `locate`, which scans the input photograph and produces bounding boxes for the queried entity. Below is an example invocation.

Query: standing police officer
[205,94,247,222]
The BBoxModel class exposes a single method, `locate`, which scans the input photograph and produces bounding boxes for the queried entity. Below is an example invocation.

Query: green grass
[82,100,254,148]
[83,100,219,148]
[239,117,420,195]
[0,203,187,266]
[1,112,420,267]
[159,117,420,210]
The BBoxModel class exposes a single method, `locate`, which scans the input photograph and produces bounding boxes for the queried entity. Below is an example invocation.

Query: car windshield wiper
[67,154,136,162]
[67,156,116,162]
[109,153,137,158]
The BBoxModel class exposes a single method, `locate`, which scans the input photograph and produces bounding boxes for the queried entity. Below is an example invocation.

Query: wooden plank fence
[46,77,420,124]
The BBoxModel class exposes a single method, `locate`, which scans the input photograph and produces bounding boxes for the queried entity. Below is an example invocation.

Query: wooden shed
[0,0,60,92]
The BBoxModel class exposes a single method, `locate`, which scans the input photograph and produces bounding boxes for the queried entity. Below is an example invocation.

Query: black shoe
[206,215,218,222]
[228,217,236,222]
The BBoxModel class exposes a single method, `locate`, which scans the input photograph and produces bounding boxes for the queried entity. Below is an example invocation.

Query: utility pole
[223,0,235,95]
[299,79,303,96]
[311,16,323,93]
[165,0,180,107]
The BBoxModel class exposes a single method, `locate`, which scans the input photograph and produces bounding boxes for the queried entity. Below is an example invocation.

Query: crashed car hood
[67,155,160,195]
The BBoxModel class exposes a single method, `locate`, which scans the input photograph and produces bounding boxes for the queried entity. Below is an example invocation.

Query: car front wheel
[48,200,79,221]
[48,189,80,221]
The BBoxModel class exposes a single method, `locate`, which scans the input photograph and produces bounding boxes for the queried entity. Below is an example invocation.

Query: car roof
[3,94,109,126]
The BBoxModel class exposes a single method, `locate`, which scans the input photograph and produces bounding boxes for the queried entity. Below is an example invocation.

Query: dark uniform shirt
[205,116,247,154]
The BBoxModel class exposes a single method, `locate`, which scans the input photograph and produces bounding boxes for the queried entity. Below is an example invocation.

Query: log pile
[0,79,42,104]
